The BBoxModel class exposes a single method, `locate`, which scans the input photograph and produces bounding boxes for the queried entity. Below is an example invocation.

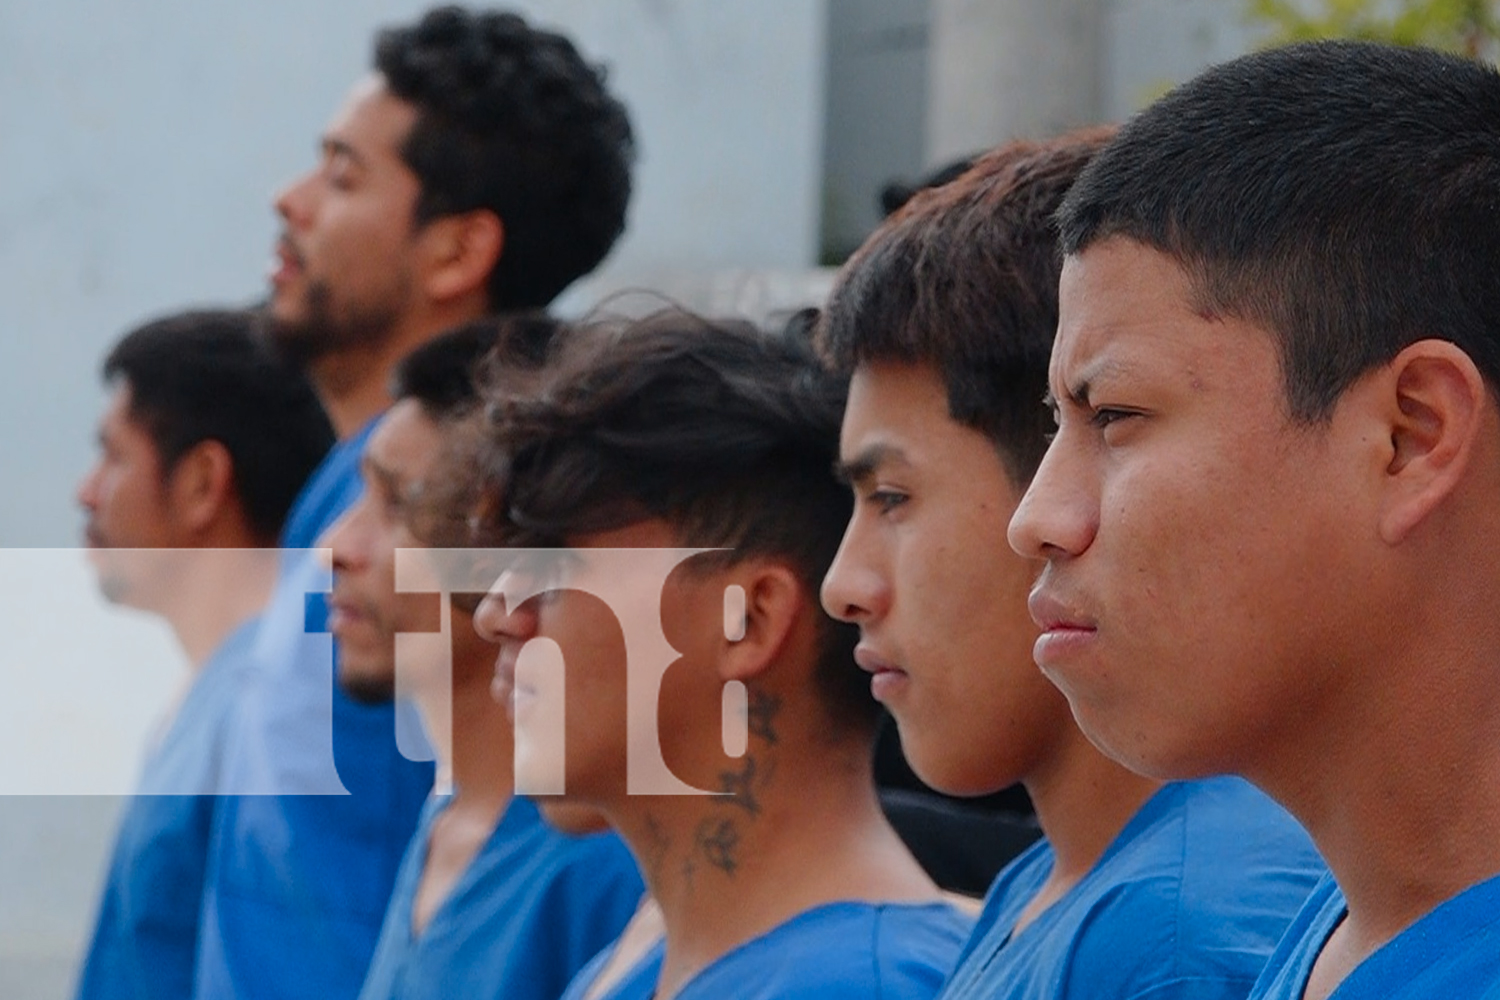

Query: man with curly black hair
[197,9,636,1000]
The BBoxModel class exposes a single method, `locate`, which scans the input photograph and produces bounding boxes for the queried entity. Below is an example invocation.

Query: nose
[75,462,102,512]
[820,519,889,625]
[274,168,318,228]
[320,497,369,574]
[474,572,539,643]
[1007,435,1098,562]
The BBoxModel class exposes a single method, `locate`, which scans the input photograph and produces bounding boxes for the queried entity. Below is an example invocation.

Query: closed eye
[867,489,909,514]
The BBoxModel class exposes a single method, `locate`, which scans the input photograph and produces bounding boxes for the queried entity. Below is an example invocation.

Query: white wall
[0,0,829,550]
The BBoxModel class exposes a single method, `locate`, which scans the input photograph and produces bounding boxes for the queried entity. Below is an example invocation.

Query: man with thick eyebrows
[1009,41,1500,1000]
[473,309,972,1000]
[818,131,1323,1000]
[322,318,643,1000]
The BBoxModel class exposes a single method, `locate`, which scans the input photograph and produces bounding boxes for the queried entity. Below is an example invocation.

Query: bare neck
[608,729,940,1000]
[1251,623,1500,964]
[412,657,515,816]
[1013,727,1163,933]
[162,547,279,669]
[311,303,489,440]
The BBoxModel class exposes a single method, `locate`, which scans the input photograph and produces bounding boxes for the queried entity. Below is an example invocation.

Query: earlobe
[1377,340,1486,545]
[720,564,803,683]
[422,210,504,303]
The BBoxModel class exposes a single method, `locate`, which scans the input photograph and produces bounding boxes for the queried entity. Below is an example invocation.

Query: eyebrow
[1056,354,1134,411]
[321,137,365,168]
[833,442,907,487]
[360,454,404,498]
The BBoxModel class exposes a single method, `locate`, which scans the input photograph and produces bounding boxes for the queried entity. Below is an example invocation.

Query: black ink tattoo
[695,818,740,876]
[747,689,782,746]
[717,757,761,816]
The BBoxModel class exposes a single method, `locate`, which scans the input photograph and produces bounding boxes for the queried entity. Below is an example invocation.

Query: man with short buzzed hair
[1010,41,1500,1000]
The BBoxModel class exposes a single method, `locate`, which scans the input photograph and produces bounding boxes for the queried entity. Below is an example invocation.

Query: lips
[1028,589,1098,666]
[270,236,305,286]
[326,594,374,637]
[491,643,540,720]
[853,643,910,703]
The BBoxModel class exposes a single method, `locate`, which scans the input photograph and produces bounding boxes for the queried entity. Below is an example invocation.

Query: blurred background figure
[322,318,644,1000]
[72,308,332,1000]
[196,7,636,1000]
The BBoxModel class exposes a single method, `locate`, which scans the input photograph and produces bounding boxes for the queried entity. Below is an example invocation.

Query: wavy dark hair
[474,307,876,735]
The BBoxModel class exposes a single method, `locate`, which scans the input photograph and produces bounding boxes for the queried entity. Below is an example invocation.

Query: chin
[913,759,1016,799]
[338,669,396,706]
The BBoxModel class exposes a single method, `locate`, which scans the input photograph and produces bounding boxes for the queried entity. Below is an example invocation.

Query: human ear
[168,440,235,536]
[1376,339,1486,545]
[420,209,504,303]
[719,562,804,684]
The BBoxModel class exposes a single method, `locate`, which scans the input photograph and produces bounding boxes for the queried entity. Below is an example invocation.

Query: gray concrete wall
[820,0,931,262]
[923,0,1258,159]
[926,0,1104,162]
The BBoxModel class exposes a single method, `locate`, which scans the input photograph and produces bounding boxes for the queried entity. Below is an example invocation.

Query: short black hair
[1058,41,1500,420]
[479,307,875,735]
[820,128,1114,483]
[391,313,568,554]
[391,312,563,421]
[375,5,635,310]
[103,309,334,542]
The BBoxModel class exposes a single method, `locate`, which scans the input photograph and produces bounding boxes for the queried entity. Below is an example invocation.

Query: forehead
[844,361,958,445]
[1053,238,1274,394]
[326,74,420,163]
[100,383,157,447]
[843,360,1011,472]
[367,399,445,479]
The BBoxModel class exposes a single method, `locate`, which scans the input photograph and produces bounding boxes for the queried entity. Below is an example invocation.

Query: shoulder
[465,804,644,938]
[281,424,373,547]
[1062,779,1324,995]
[504,803,642,891]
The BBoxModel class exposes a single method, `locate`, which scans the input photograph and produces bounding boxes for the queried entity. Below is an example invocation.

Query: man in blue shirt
[472,309,973,1000]
[73,308,333,1000]
[817,132,1324,1000]
[1009,42,1500,1000]
[197,8,635,998]
[322,319,644,1000]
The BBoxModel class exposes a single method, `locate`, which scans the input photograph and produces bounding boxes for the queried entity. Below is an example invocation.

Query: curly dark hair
[375,6,635,310]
